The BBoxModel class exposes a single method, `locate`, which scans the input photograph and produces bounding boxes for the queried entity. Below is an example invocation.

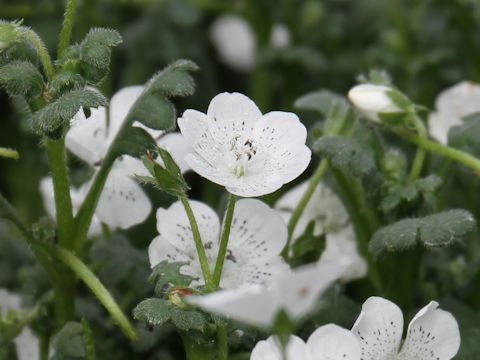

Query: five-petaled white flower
[348,84,401,123]
[210,15,290,72]
[251,324,361,360]
[188,260,349,328]
[275,181,367,281]
[352,296,460,360]
[148,198,289,289]
[0,289,39,360]
[428,81,480,145]
[178,92,311,197]
[65,86,191,230]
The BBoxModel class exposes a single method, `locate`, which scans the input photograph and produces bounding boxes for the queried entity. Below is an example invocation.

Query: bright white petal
[156,200,220,259]
[156,133,193,173]
[178,109,222,166]
[398,301,460,360]
[251,335,307,360]
[187,285,278,327]
[15,327,39,360]
[320,226,367,282]
[351,296,404,360]
[427,112,462,145]
[210,15,256,72]
[224,171,285,197]
[306,324,361,360]
[272,262,345,321]
[66,107,108,166]
[185,153,231,186]
[148,235,191,267]
[108,86,145,140]
[206,92,262,146]
[39,177,56,219]
[95,167,151,229]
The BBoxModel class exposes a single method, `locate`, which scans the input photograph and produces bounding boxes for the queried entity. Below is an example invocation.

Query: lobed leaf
[150,261,196,296]
[0,60,44,98]
[133,298,173,327]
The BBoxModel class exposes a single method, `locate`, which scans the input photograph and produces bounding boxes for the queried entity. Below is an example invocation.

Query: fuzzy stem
[212,194,237,288]
[57,0,78,57]
[395,129,480,174]
[179,194,214,289]
[282,159,328,258]
[18,28,55,81]
[44,138,74,249]
[49,245,138,340]
[217,325,228,360]
[408,116,428,181]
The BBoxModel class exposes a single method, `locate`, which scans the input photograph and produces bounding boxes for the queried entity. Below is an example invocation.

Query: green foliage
[52,322,88,360]
[289,221,326,268]
[0,20,21,51]
[150,261,196,296]
[48,72,86,100]
[448,113,480,158]
[0,60,44,98]
[31,87,107,137]
[294,90,347,117]
[370,209,477,257]
[133,298,208,332]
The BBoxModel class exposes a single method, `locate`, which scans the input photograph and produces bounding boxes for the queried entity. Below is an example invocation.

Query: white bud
[348,83,401,123]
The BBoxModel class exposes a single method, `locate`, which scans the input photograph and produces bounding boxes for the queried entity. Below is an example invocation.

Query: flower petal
[188,284,278,327]
[306,324,361,360]
[148,235,193,268]
[66,107,107,166]
[39,177,56,219]
[95,166,151,229]
[178,109,222,166]
[206,92,262,146]
[351,296,403,360]
[185,153,231,186]
[251,335,307,360]
[398,301,460,360]
[108,85,144,140]
[157,132,193,173]
[156,200,220,258]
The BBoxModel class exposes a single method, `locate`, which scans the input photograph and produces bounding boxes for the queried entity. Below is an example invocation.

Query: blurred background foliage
[2,0,480,358]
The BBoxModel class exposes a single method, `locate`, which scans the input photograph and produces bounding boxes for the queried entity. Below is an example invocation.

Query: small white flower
[428,81,480,145]
[178,92,311,197]
[188,260,349,328]
[0,289,39,360]
[352,296,460,360]
[348,84,401,123]
[66,86,192,229]
[251,324,361,360]
[39,177,102,237]
[210,15,291,72]
[275,181,367,281]
[149,198,288,289]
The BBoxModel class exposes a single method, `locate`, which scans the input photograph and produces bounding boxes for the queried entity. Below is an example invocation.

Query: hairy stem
[282,159,328,258]
[212,194,236,288]
[217,325,229,360]
[57,0,78,57]
[49,245,138,340]
[408,116,428,181]
[179,194,214,289]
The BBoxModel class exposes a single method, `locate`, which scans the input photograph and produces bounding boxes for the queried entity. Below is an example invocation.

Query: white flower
[428,81,480,145]
[348,84,401,123]
[178,92,311,197]
[149,198,289,289]
[188,260,349,328]
[66,86,192,229]
[0,289,39,360]
[275,181,367,281]
[251,324,361,360]
[210,15,291,72]
[39,177,102,237]
[352,296,460,360]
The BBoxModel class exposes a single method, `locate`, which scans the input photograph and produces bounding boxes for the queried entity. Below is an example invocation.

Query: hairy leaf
[0,61,44,98]
[52,322,87,359]
[150,261,196,296]
[170,308,208,332]
[48,72,85,99]
[133,298,173,327]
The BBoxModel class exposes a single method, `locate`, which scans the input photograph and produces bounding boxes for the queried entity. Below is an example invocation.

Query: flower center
[225,135,257,178]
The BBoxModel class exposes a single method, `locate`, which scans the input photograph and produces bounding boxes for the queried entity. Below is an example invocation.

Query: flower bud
[0,21,20,52]
[348,84,401,123]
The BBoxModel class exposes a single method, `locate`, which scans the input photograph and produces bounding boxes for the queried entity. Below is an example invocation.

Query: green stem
[217,325,228,360]
[181,333,216,360]
[39,332,50,360]
[45,138,74,249]
[18,28,55,81]
[282,159,328,258]
[408,116,428,181]
[178,194,214,289]
[57,0,78,57]
[0,147,19,160]
[48,245,138,340]
[395,129,480,173]
[212,194,236,288]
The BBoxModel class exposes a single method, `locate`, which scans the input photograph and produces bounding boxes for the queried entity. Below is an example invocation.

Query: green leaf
[111,126,156,158]
[81,319,96,360]
[133,298,173,327]
[127,94,175,130]
[48,72,85,99]
[294,90,347,117]
[314,136,382,190]
[52,322,87,359]
[290,221,326,268]
[448,113,480,157]
[0,20,21,51]
[79,28,122,84]
[150,261,197,296]
[386,89,412,111]
[370,209,477,257]
[0,61,44,98]
[32,87,107,137]
[170,308,208,332]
